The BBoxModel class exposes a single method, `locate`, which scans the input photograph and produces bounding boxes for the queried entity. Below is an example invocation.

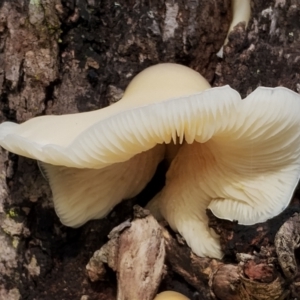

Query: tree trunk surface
[0,0,300,299]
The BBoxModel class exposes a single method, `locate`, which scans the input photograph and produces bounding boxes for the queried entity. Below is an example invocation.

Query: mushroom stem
[156,142,223,259]
[217,0,251,58]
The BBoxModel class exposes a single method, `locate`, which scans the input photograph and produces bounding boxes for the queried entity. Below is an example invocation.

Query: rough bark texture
[86,207,166,300]
[0,0,300,299]
[90,208,300,300]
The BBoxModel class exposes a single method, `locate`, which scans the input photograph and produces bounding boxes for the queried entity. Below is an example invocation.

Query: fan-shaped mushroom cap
[152,86,300,258]
[0,63,211,227]
[154,291,189,300]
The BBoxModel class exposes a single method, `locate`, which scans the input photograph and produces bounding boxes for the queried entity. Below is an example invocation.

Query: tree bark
[0,0,300,299]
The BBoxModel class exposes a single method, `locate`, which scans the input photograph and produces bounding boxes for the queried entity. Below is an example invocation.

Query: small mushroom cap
[153,291,190,300]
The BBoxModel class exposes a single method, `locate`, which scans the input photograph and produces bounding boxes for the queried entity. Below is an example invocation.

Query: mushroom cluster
[1,63,300,259]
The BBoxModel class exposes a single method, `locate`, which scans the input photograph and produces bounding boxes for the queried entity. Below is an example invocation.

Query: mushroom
[153,291,189,300]
[0,63,210,228]
[149,85,300,258]
[217,0,251,58]
[1,63,300,259]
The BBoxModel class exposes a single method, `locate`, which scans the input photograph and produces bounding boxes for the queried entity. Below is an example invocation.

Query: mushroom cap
[153,291,189,300]
[0,63,210,169]
[0,63,211,227]
[162,86,300,228]
[151,86,300,258]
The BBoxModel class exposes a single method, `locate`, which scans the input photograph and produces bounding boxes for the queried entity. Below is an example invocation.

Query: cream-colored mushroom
[149,85,300,259]
[154,291,190,300]
[0,63,210,227]
[217,0,251,58]
[1,63,300,260]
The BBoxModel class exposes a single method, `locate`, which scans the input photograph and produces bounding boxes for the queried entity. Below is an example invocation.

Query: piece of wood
[87,207,166,300]
[117,208,165,300]
[275,213,300,279]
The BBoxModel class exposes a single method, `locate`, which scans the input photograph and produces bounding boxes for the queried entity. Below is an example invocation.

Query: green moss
[7,208,18,218]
